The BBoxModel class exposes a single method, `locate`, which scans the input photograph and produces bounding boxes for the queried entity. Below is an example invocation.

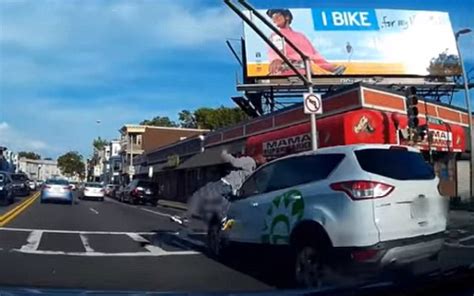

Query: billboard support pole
[224,0,309,85]
[455,28,473,203]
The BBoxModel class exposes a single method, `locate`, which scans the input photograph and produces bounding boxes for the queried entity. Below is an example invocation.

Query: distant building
[18,158,62,181]
[118,125,208,184]
[106,140,122,184]
[0,147,18,173]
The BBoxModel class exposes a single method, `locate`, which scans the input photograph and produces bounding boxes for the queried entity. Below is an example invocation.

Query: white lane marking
[140,207,173,218]
[106,196,177,217]
[20,230,43,251]
[126,233,149,243]
[126,232,168,255]
[11,249,199,257]
[0,227,155,236]
[459,234,474,243]
[89,208,99,215]
[79,234,94,252]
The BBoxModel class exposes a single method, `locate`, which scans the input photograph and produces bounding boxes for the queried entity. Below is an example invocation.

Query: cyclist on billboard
[266,9,346,75]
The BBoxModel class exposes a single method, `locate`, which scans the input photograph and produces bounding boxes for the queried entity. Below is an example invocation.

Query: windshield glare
[0,0,472,294]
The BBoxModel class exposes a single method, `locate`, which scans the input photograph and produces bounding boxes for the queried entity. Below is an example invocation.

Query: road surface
[0,191,473,292]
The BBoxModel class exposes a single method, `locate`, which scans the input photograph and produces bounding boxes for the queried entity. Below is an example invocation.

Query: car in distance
[0,171,15,205]
[208,144,448,287]
[11,173,30,197]
[80,182,105,201]
[41,178,73,204]
[120,180,158,206]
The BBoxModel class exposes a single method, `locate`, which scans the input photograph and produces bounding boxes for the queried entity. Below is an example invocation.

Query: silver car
[40,179,73,204]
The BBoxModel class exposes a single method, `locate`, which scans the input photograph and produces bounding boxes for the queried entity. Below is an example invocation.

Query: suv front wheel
[294,244,325,288]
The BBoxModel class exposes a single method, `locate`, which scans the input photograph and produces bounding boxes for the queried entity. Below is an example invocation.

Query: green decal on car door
[261,190,305,244]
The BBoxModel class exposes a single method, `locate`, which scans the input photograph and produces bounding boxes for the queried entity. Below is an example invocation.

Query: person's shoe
[333,65,346,75]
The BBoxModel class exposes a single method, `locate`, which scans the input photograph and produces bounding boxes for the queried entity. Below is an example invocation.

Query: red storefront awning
[246,109,466,159]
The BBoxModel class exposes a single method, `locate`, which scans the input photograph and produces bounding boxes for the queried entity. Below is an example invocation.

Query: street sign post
[303,75,322,151]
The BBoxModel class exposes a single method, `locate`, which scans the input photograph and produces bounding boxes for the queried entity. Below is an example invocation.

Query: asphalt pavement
[0,192,272,292]
[0,191,473,293]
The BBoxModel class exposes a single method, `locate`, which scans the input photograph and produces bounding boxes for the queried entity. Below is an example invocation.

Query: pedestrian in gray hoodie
[180,150,266,224]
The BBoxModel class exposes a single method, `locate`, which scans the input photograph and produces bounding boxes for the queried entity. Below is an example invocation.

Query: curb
[157,200,187,211]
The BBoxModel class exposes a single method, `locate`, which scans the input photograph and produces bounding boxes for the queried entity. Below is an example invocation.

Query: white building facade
[18,158,62,181]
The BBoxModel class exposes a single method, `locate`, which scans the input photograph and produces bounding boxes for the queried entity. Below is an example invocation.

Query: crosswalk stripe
[79,234,94,252]
[20,230,42,251]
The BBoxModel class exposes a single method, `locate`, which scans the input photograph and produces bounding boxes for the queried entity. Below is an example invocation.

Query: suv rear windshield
[355,148,435,180]
[11,174,28,181]
[86,183,102,188]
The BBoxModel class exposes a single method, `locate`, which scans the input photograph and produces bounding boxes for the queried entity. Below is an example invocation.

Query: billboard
[244,8,461,77]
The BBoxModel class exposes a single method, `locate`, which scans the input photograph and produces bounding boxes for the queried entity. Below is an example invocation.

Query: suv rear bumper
[330,232,445,275]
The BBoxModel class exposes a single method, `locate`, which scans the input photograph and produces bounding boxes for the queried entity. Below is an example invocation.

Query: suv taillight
[330,180,394,200]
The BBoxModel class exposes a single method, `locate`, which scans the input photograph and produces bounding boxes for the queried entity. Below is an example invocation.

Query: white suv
[207,144,448,287]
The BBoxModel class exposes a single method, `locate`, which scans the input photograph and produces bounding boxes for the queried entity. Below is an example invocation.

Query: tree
[140,116,178,127]
[194,106,247,130]
[93,137,109,151]
[427,50,462,76]
[178,110,197,128]
[18,151,41,160]
[57,151,85,178]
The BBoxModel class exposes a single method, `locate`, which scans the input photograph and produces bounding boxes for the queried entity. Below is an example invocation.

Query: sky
[0,0,473,159]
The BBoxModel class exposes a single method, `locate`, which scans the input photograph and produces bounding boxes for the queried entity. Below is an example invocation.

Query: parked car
[0,171,15,205]
[104,184,119,197]
[80,182,105,201]
[207,144,448,287]
[11,173,30,197]
[120,180,158,205]
[40,178,73,204]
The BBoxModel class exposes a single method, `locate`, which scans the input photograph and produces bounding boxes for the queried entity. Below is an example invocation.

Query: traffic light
[405,86,420,129]
[417,124,428,141]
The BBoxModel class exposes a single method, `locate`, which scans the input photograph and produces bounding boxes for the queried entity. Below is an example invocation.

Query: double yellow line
[0,191,40,227]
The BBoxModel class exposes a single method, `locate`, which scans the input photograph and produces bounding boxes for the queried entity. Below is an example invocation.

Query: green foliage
[92,137,109,151]
[140,116,178,127]
[178,110,197,128]
[180,106,247,130]
[57,151,85,178]
[142,107,248,131]
[18,151,41,160]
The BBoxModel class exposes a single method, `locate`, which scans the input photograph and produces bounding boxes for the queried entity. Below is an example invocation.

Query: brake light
[85,188,89,191]
[63,186,71,191]
[44,185,51,189]
[351,249,379,262]
[100,189,105,193]
[330,180,394,200]
[131,188,139,196]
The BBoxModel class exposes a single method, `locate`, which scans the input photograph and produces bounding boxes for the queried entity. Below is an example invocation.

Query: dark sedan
[120,180,158,206]
[0,171,14,205]
[11,173,30,197]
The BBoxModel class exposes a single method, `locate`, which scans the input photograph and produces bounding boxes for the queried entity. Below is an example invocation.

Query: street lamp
[455,28,473,203]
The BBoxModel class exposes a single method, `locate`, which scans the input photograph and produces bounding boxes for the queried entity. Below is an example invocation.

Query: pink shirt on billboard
[268,27,338,75]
